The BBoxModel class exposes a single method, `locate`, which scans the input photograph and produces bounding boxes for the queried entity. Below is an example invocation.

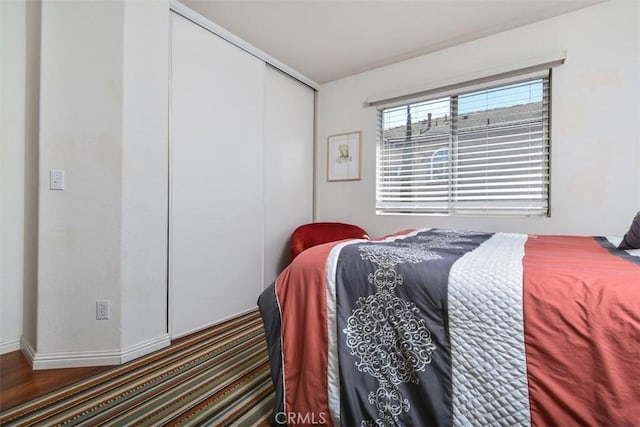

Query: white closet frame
[167,1,317,338]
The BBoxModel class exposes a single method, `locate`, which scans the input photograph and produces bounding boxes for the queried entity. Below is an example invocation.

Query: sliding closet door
[263,66,314,284]
[170,12,264,338]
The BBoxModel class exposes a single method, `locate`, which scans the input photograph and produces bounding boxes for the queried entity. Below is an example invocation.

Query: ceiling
[180,0,603,85]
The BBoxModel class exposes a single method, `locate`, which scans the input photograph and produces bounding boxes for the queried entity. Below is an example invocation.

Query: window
[431,148,449,180]
[376,74,550,216]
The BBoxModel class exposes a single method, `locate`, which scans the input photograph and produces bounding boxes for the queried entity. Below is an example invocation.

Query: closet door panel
[263,66,314,284]
[170,12,264,338]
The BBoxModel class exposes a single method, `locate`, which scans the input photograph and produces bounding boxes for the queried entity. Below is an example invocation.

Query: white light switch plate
[50,169,65,190]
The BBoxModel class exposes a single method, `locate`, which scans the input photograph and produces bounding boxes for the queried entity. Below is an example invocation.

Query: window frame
[376,72,551,217]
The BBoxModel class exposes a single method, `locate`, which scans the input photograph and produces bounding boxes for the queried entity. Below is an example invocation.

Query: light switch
[50,169,65,190]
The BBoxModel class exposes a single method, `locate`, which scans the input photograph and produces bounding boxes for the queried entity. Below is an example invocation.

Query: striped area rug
[0,310,274,426]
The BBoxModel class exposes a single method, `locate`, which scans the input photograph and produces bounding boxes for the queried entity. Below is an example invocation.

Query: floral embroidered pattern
[359,243,442,267]
[344,292,435,384]
[343,232,473,425]
[417,229,479,249]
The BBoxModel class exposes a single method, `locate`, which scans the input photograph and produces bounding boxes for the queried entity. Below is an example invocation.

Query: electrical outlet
[50,169,65,190]
[96,300,110,320]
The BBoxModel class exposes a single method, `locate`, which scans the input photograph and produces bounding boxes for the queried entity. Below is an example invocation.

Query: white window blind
[376,74,550,216]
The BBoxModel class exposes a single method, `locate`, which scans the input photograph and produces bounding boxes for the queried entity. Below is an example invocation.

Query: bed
[257,228,639,426]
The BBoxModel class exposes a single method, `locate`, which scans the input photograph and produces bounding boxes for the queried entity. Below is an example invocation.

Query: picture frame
[327,131,361,181]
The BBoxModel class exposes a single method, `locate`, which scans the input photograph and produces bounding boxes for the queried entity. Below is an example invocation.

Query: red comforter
[258,229,639,426]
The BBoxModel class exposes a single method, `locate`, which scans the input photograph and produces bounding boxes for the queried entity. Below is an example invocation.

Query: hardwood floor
[0,350,110,411]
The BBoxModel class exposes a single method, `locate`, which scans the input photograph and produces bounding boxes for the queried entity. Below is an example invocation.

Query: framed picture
[327,131,361,181]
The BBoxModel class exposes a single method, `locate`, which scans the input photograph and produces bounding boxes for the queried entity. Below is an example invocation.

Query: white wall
[22,0,41,359]
[120,0,170,358]
[316,0,640,238]
[0,0,40,356]
[1,0,27,354]
[36,0,124,358]
[27,0,170,367]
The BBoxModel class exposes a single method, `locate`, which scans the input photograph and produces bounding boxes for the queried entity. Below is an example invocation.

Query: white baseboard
[21,338,37,367]
[30,348,121,370]
[22,334,171,370]
[121,334,170,364]
[0,335,22,354]
[170,307,257,340]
